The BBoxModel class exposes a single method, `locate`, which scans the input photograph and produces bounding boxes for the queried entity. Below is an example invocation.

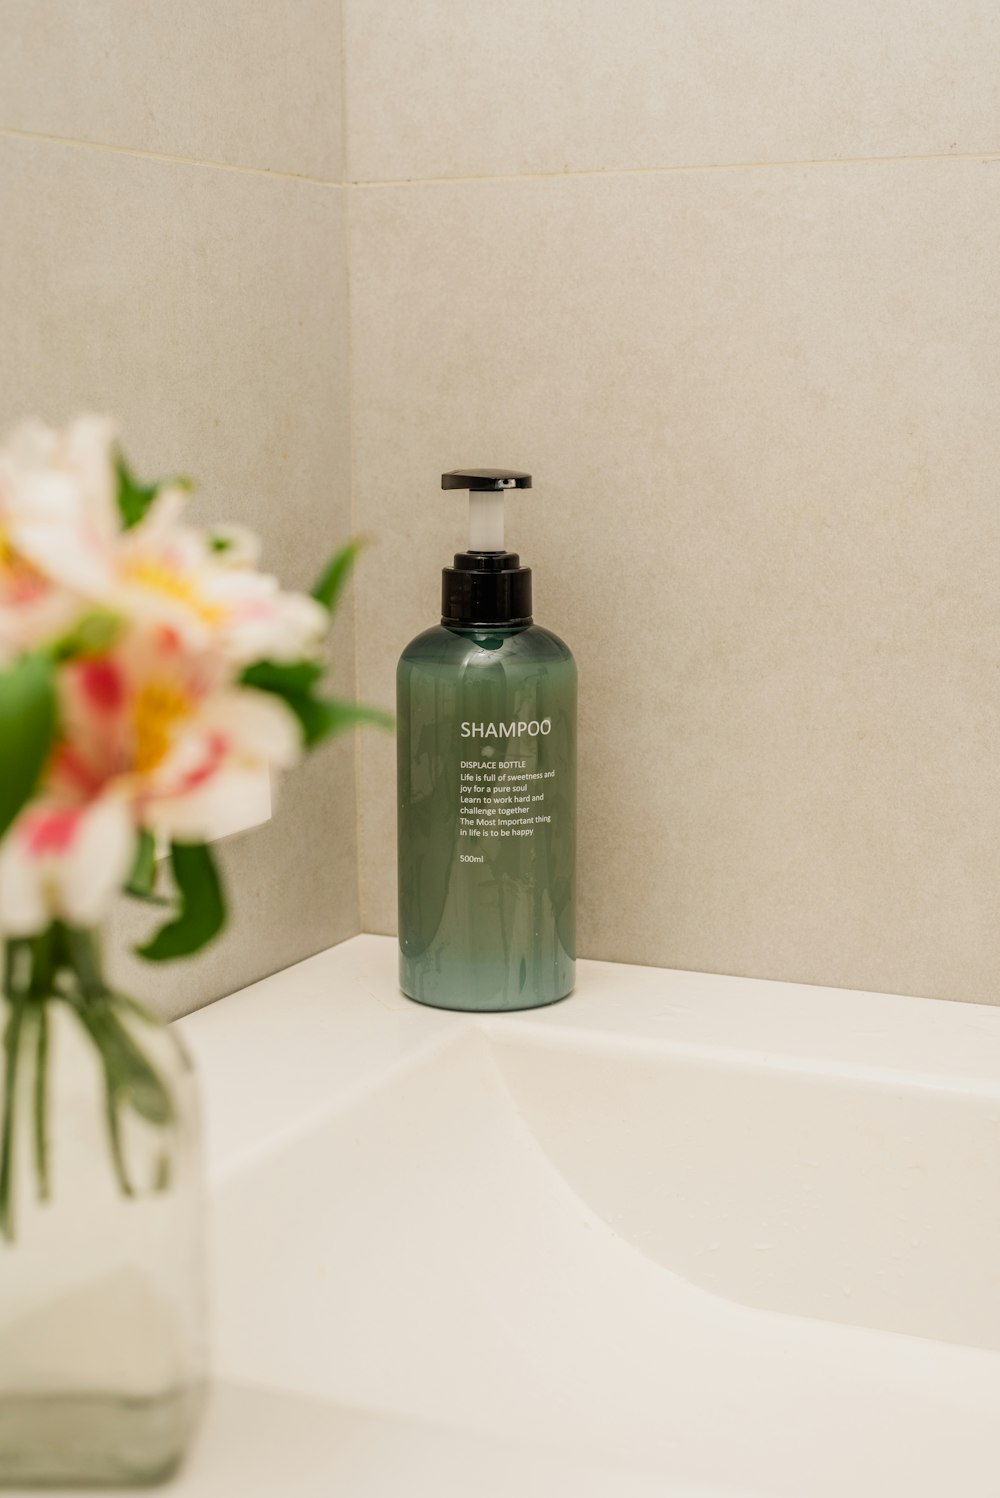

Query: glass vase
[0,933,205,1487]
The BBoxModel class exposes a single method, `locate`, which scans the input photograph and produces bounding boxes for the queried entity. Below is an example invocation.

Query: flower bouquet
[0,416,384,1485]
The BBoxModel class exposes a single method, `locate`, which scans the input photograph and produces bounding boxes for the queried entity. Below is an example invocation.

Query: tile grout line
[0,126,342,185]
[346,146,1000,187]
[4,125,999,186]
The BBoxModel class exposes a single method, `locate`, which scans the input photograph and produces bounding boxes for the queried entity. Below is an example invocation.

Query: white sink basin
[178,935,1000,1497]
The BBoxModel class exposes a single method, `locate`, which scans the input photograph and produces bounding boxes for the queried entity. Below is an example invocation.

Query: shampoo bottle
[397,469,576,1011]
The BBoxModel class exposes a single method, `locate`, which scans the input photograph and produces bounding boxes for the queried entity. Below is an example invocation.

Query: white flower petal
[0,414,119,602]
[16,516,113,595]
[209,688,302,767]
[63,415,117,513]
[224,592,328,665]
[56,799,135,928]
[0,828,49,936]
[151,767,272,843]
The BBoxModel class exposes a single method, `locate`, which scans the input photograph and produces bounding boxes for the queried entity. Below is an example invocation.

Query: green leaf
[311,537,366,613]
[115,452,160,530]
[241,658,391,749]
[125,829,158,899]
[0,653,57,842]
[51,608,123,662]
[289,695,393,749]
[116,452,191,531]
[240,658,325,696]
[137,841,226,962]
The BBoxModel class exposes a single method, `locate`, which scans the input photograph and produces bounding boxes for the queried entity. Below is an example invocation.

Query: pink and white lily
[113,488,328,666]
[0,415,345,937]
[0,416,119,660]
[0,797,134,937]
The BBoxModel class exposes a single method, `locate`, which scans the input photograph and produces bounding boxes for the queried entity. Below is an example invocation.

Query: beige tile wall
[344,0,1000,181]
[0,0,342,178]
[3,6,999,1008]
[347,4,1000,1004]
[0,4,358,1020]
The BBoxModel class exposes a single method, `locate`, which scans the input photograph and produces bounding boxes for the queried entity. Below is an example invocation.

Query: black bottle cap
[440,468,533,626]
[441,469,532,492]
[442,550,532,627]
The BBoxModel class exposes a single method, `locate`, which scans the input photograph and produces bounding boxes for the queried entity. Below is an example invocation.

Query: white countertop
[20,936,1000,1498]
[183,933,1000,1190]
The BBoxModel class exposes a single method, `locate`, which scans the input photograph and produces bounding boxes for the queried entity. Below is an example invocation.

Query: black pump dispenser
[440,468,533,627]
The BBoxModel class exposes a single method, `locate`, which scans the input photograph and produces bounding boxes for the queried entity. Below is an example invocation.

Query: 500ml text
[460,719,551,738]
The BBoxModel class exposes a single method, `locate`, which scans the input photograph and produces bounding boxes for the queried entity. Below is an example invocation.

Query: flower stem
[59,925,106,999]
[100,1072,134,1199]
[2,925,179,1237]
[0,991,25,1243]
[32,1001,50,1202]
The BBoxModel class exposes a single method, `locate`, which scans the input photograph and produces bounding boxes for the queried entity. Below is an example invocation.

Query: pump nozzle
[441,469,532,553]
[439,469,534,626]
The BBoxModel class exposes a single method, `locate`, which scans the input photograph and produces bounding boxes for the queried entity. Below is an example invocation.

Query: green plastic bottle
[397,469,576,1011]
